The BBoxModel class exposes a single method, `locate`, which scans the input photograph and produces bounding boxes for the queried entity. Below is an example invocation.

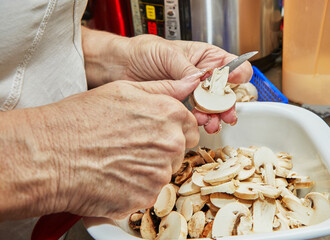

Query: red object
[31,213,81,240]
[89,0,133,36]
[147,21,158,35]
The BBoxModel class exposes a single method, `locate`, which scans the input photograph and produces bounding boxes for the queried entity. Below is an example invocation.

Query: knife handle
[31,212,81,240]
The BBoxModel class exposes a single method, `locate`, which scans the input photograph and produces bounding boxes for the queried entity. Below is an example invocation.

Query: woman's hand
[0,74,201,220]
[82,28,253,133]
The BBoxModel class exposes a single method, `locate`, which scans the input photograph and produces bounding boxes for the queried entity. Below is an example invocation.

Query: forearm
[81,26,131,88]
[0,107,60,220]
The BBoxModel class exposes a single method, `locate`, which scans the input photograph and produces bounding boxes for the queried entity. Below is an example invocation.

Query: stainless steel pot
[190,0,282,61]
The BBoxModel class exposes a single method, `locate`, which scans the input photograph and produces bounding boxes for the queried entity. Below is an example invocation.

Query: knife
[203,51,258,86]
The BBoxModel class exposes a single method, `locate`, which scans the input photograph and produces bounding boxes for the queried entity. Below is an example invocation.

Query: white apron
[0,0,88,238]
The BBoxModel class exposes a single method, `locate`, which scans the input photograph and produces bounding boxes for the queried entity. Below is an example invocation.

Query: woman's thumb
[132,70,206,101]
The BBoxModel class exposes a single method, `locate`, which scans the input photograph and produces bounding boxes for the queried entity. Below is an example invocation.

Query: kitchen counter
[64,61,330,240]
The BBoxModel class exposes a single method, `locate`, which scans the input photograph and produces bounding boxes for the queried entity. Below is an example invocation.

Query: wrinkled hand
[82,29,253,133]
[123,35,253,133]
[39,75,201,219]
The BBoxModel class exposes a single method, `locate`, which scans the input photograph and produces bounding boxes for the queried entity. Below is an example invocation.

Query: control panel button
[169,30,176,36]
[167,10,174,16]
[147,21,158,35]
[146,5,156,20]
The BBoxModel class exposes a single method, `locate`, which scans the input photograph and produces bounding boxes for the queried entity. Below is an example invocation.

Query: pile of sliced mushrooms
[129,145,330,239]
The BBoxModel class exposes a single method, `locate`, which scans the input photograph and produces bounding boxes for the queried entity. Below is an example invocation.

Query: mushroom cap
[305,192,330,225]
[154,184,177,217]
[193,67,236,113]
[253,147,277,172]
[156,211,187,240]
[253,147,277,186]
[212,202,252,237]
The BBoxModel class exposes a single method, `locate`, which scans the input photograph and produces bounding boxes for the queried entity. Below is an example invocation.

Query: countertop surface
[64,61,330,240]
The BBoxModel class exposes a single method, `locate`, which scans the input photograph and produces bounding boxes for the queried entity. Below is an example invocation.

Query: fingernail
[214,122,222,134]
[183,68,211,82]
[230,118,238,126]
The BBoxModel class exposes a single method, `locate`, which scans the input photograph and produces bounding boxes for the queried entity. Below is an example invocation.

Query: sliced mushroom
[192,66,236,113]
[236,154,255,181]
[234,182,280,200]
[234,182,259,200]
[205,209,216,223]
[176,193,208,214]
[221,145,238,159]
[277,158,293,170]
[191,171,208,187]
[171,183,180,197]
[178,177,201,196]
[194,162,220,173]
[206,201,220,213]
[201,221,213,238]
[156,211,187,240]
[253,183,281,199]
[275,178,289,188]
[237,146,257,159]
[236,215,253,235]
[276,152,292,160]
[128,212,144,231]
[282,194,313,225]
[212,202,252,237]
[252,198,276,233]
[201,180,237,195]
[198,147,216,163]
[187,211,206,238]
[275,200,295,229]
[180,198,193,222]
[242,173,263,183]
[233,82,258,102]
[253,147,277,186]
[290,175,314,189]
[140,209,159,240]
[203,158,240,184]
[210,192,253,209]
[305,192,330,225]
[275,166,290,178]
[214,147,224,161]
[173,161,193,185]
[185,153,206,167]
[154,184,176,217]
[273,214,290,231]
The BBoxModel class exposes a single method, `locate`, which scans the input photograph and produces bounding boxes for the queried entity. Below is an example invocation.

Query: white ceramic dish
[85,102,330,240]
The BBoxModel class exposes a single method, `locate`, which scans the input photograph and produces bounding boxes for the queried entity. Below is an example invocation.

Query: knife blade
[204,51,258,85]
[221,51,258,73]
